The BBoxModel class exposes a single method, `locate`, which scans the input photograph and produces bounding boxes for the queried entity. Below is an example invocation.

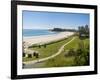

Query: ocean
[23,29,58,37]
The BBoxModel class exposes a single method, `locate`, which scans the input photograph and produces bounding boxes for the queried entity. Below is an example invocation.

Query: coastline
[23,32,75,48]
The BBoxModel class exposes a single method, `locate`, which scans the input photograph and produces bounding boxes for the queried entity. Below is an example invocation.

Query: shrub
[64,49,76,57]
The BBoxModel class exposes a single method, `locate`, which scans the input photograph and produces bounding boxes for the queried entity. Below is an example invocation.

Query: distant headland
[49,28,77,32]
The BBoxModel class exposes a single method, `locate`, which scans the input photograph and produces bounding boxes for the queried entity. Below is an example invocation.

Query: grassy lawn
[23,36,74,62]
[42,36,89,67]
[23,35,89,68]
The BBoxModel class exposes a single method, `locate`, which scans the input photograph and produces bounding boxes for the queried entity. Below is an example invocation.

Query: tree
[44,44,47,48]
[35,53,39,58]
[38,45,41,48]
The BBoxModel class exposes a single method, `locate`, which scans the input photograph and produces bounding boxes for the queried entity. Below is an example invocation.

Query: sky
[22,10,90,30]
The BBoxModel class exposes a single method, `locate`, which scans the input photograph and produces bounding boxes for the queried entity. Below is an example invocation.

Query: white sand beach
[23,32,74,48]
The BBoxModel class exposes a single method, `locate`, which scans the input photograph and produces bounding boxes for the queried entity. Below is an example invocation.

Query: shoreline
[23,32,75,48]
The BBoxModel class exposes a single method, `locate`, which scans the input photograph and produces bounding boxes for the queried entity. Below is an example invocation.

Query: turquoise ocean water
[23,29,57,37]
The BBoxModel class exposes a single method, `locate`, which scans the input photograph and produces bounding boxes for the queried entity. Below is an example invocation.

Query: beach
[23,32,74,48]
